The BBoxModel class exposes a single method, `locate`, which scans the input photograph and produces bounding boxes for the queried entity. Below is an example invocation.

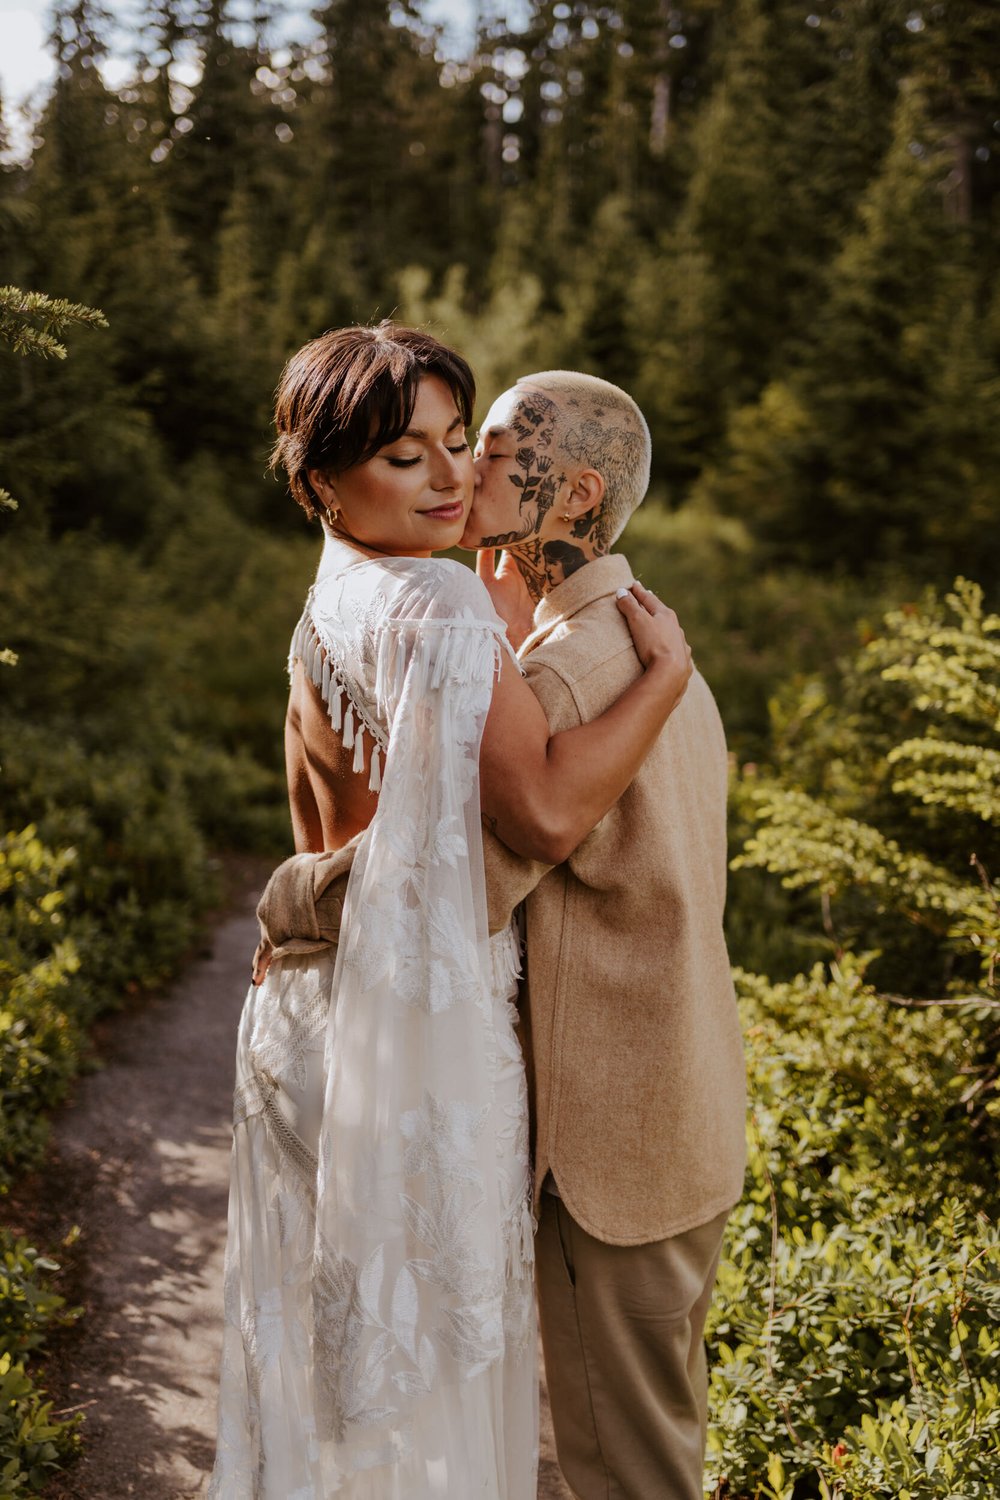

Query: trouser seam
[560,1203,614,1500]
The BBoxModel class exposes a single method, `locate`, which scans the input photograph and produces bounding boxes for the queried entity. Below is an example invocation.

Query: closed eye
[387,456,421,468]
[447,442,470,454]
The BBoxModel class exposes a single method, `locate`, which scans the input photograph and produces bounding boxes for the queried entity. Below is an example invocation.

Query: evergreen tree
[628,229,726,499]
[697,86,1000,576]
[558,193,641,388]
[163,0,289,281]
[301,0,447,297]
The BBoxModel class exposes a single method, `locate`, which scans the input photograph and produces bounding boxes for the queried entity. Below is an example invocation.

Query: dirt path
[13,868,570,1499]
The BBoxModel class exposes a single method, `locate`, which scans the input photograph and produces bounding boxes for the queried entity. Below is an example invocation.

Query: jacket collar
[520,553,635,658]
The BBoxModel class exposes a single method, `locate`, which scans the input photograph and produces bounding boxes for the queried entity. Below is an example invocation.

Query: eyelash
[388,443,469,469]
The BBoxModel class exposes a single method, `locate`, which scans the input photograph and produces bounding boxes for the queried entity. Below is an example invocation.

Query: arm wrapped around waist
[255,843,357,958]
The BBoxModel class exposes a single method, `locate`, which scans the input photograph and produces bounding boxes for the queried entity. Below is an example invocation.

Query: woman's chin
[457,521,483,551]
[423,517,469,552]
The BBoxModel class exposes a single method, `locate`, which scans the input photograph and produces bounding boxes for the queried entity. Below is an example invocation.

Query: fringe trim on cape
[289,611,388,793]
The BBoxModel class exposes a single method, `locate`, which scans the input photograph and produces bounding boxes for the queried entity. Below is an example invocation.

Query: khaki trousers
[536,1195,729,1500]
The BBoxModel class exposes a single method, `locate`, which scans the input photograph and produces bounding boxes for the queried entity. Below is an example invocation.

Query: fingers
[475,548,497,583]
[252,938,273,987]
[618,581,675,622]
[494,549,521,582]
[630,581,673,618]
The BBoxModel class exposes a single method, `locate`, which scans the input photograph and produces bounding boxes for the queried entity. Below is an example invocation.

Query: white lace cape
[301,556,518,1474]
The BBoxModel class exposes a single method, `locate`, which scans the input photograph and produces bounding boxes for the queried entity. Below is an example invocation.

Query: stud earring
[561,513,572,522]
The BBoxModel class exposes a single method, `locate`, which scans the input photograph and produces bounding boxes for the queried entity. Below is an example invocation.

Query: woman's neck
[317,523,432,576]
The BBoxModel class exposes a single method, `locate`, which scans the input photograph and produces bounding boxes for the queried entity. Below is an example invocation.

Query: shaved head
[514,370,651,547]
[464,370,652,606]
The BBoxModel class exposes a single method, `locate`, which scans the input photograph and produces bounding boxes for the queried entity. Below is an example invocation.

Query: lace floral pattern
[210,557,537,1499]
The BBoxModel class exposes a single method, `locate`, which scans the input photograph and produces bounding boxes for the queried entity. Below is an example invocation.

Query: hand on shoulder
[615,582,692,704]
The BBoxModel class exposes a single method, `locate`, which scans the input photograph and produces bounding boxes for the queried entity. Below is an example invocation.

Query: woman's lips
[420,501,465,521]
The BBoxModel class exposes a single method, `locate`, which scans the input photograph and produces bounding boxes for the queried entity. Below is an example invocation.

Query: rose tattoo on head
[478,389,631,603]
[480,394,565,552]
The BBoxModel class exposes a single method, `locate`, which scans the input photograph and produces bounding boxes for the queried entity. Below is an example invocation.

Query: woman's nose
[432,445,467,490]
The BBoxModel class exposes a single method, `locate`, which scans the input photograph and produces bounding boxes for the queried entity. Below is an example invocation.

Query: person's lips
[420,501,465,521]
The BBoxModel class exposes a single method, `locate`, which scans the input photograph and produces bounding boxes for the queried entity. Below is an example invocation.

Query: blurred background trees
[4,0,999,566]
[2,1,999,1495]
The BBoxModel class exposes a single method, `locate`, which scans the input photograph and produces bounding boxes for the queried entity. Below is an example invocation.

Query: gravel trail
[15,869,569,1499]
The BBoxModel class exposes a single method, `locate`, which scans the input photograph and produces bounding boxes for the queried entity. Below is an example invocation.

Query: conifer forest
[1,1,999,1495]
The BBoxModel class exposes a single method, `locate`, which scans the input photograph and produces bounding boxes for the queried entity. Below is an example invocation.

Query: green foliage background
[1,0,999,1494]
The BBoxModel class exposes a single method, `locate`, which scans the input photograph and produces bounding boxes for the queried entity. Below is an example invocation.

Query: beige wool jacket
[257,553,747,1247]
[481,553,746,1245]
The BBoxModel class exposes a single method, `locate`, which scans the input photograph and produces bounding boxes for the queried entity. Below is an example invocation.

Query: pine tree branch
[0,286,109,361]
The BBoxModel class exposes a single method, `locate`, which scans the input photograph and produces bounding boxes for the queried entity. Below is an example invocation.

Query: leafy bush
[707,580,1000,1498]
[707,962,1000,1499]
[615,499,907,763]
[734,577,999,1085]
[0,829,81,1184]
[0,1232,80,1498]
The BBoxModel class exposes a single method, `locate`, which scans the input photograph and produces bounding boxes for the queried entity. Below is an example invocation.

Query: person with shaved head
[255,366,746,1500]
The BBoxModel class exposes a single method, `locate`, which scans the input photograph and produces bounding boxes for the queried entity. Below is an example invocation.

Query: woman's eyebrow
[401,414,466,441]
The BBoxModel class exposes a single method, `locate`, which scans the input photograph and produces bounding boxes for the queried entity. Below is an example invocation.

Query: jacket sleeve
[482,657,580,933]
[256,838,359,954]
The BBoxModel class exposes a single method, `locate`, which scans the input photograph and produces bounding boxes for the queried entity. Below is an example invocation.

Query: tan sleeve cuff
[256,843,357,952]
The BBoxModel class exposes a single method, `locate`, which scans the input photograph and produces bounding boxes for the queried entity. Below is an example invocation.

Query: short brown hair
[270,321,476,519]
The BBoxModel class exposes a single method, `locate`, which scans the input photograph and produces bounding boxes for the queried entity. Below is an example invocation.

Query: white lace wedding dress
[209,549,538,1499]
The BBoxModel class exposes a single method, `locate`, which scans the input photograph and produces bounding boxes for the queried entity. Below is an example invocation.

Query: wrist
[643,649,679,675]
[643,651,688,696]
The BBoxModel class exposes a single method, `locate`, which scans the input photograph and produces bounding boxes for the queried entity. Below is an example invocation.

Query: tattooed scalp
[515,371,651,549]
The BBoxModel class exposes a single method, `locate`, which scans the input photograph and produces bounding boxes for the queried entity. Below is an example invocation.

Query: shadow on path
[15,872,570,1499]
[32,886,259,1499]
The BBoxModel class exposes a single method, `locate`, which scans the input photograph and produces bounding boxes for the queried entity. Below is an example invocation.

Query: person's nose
[431,444,468,492]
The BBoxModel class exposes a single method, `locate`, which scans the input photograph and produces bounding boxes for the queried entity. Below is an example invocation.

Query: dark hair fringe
[270,320,475,519]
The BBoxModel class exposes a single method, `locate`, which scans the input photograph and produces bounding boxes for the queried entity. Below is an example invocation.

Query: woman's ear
[308,468,340,520]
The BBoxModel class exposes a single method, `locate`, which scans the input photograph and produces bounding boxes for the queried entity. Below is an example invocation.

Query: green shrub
[0,1231,80,1499]
[0,829,82,1183]
[708,580,1000,1498]
[733,577,999,1080]
[707,963,1000,1499]
[616,499,907,763]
